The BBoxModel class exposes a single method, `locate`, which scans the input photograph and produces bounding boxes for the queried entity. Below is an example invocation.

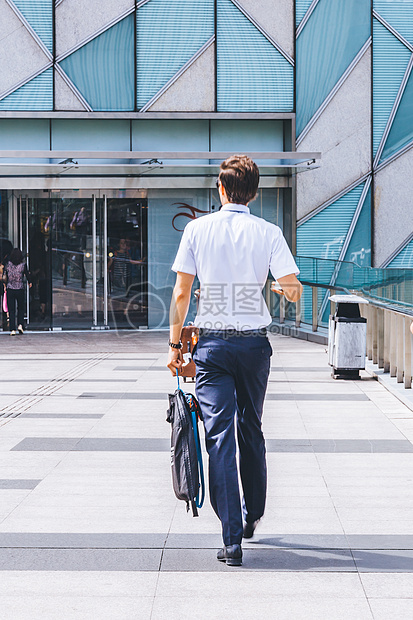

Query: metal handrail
[275,265,413,390]
[359,299,412,389]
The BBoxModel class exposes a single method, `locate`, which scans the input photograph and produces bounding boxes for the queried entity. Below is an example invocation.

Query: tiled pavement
[1,332,413,619]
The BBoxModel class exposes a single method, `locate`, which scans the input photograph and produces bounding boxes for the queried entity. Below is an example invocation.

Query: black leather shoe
[243,520,260,539]
[217,544,242,566]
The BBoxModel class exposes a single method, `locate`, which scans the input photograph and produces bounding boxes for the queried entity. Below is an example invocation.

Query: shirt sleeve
[171,224,197,276]
[269,227,299,280]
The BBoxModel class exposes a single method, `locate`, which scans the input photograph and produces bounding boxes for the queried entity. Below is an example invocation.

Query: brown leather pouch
[178,325,199,381]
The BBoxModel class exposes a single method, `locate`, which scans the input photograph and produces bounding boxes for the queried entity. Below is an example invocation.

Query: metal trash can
[328,294,368,379]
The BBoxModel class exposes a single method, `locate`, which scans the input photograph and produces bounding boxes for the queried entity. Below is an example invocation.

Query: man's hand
[273,274,303,303]
[167,347,183,375]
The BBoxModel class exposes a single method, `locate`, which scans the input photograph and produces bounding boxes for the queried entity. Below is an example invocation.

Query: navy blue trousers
[193,332,272,546]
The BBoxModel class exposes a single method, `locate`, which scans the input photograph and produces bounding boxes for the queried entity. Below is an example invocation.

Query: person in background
[0,239,12,331]
[2,248,31,336]
[126,235,145,296]
[108,238,133,294]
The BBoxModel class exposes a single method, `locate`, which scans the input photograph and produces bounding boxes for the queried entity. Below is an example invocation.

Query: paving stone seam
[0,353,109,420]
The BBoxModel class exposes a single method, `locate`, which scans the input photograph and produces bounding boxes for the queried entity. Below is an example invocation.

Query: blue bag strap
[191,408,205,509]
[177,370,205,509]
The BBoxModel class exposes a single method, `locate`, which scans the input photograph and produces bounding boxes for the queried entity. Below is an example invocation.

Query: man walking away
[167,155,302,566]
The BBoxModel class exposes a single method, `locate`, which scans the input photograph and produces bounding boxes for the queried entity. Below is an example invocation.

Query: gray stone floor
[0,331,413,618]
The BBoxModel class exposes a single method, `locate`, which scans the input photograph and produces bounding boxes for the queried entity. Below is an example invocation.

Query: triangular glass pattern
[381,64,413,162]
[374,0,413,47]
[388,237,413,268]
[295,0,315,27]
[373,19,412,157]
[60,15,134,111]
[136,0,214,110]
[11,0,53,53]
[296,0,370,136]
[297,184,364,262]
[217,0,293,112]
[343,187,372,268]
[297,182,365,326]
[0,67,52,110]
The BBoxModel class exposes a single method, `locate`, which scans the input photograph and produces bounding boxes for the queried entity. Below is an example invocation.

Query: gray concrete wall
[54,70,87,111]
[374,146,413,267]
[55,0,134,58]
[297,48,371,222]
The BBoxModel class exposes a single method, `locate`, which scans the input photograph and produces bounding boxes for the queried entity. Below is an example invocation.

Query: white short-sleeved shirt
[172,203,299,330]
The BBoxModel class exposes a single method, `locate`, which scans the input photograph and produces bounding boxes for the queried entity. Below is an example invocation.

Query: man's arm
[273,273,303,303]
[167,271,195,374]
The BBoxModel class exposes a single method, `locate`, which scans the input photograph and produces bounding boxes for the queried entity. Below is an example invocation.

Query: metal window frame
[318,177,372,319]
[139,36,216,113]
[296,38,372,146]
[0,111,296,119]
[297,173,370,226]
[55,6,136,63]
[373,54,413,168]
[370,0,374,266]
[229,0,294,66]
[0,149,320,161]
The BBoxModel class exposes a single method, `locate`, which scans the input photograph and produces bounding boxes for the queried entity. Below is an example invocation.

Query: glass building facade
[0,0,412,330]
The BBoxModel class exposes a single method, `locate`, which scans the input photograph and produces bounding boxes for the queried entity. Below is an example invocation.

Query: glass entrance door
[51,194,94,329]
[105,195,148,329]
[17,190,147,330]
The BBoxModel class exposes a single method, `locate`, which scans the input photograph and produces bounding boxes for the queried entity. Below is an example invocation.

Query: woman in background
[3,248,31,336]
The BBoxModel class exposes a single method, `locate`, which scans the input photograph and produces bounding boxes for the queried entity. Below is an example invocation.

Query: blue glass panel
[217,0,293,112]
[373,19,411,156]
[147,189,209,328]
[132,119,209,164]
[297,182,365,325]
[374,0,413,47]
[0,68,52,111]
[381,67,413,161]
[60,16,134,111]
[296,0,370,136]
[388,238,413,268]
[52,120,130,163]
[0,119,49,150]
[295,0,315,27]
[296,184,364,261]
[137,0,214,110]
[12,0,53,53]
[210,120,284,163]
[343,187,372,267]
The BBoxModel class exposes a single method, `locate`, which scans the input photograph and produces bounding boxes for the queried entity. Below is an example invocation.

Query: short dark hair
[218,154,259,205]
[9,248,24,266]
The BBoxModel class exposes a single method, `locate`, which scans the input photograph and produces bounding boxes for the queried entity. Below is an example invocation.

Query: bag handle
[176,369,204,509]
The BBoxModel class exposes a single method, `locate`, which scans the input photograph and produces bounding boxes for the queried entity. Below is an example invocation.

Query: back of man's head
[219,154,259,206]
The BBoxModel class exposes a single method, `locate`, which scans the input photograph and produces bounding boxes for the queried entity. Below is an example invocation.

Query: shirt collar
[220,203,250,214]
